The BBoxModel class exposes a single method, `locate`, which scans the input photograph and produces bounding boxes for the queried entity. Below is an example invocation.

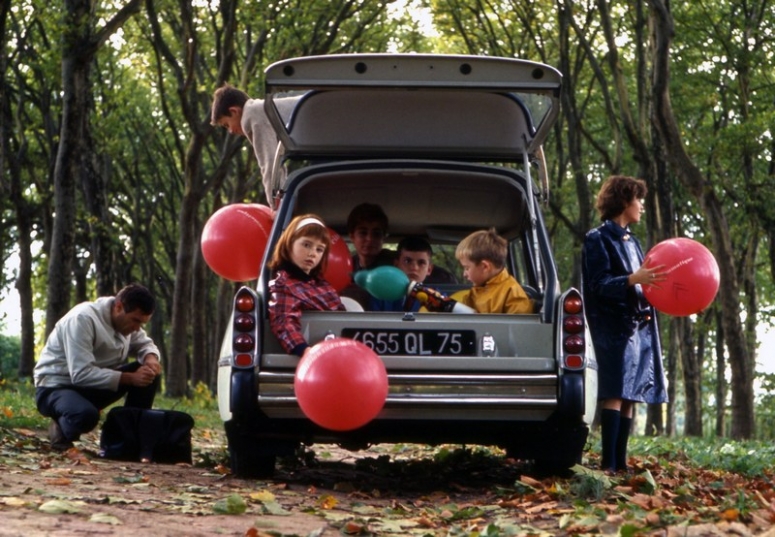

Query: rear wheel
[530,456,578,477]
[224,420,276,478]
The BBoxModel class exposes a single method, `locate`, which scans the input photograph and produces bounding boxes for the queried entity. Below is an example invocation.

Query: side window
[431,243,462,283]
[509,237,530,286]
[509,235,544,308]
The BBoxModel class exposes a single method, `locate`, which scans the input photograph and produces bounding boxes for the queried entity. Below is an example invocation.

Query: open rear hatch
[263,53,561,161]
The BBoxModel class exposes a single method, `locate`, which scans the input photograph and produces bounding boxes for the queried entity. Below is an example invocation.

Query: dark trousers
[36,361,159,442]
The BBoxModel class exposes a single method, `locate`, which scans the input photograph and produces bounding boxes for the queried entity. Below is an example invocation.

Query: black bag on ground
[100,407,194,464]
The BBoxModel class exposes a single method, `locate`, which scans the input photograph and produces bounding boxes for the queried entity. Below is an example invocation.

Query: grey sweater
[33,297,160,391]
[241,96,300,206]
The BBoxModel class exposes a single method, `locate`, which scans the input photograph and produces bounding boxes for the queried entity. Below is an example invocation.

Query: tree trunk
[46,0,141,334]
[556,0,592,251]
[167,192,198,396]
[664,314,678,436]
[679,316,702,435]
[715,310,727,436]
[650,0,755,438]
[191,234,209,389]
[82,144,118,296]
[3,125,36,379]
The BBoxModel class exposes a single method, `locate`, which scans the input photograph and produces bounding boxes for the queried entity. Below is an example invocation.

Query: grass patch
[0,378,223,431]
[629,435,775,477]
[0,378,44,428]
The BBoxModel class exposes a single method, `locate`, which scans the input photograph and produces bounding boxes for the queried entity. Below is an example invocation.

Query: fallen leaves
[212,493,247,514]
[88,512,123,525]
[1,423,774,536]
[38,499,84,514]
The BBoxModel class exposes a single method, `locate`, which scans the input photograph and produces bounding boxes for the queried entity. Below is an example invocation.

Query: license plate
[341,328,476,356]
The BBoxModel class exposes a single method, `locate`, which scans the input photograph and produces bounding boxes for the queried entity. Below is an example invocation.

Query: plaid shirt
[269,264,345,356]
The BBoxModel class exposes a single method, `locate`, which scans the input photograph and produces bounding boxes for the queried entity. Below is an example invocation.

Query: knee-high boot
[616,415,632,472]
[600,408,620,472]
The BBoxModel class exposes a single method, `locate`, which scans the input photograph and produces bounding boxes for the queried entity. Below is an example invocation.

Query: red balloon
[642,238,720,316]
[201,203,273,282]
[323,229,353,292]
[294,338,388,431]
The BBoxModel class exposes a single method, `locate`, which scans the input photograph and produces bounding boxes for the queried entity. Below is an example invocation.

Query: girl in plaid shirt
[268,214,346,357]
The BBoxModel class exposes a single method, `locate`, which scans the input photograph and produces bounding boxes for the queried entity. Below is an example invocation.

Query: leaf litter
[0,424,773,536]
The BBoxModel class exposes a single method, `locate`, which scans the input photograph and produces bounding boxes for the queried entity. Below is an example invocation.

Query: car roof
[264,54,562,160]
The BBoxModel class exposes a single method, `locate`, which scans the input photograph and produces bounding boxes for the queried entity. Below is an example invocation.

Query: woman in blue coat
[582,176,668,473]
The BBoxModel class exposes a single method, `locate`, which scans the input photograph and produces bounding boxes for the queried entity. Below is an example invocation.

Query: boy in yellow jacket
[410,228,533,314]
[452,228,533,314]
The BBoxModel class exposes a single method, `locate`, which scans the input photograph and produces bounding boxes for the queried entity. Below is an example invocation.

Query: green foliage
[568,465,614,501]
[4,0,775,438]
[0,378,41,428]
[0,378,223,432]
[755,372,775,438]
[0,334,21,380]
[630,435,775,477]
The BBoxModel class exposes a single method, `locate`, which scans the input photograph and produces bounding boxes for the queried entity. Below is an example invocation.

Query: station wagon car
[217,53,598,477]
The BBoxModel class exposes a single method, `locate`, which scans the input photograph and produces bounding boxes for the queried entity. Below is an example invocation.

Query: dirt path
[1,426,774,536]
[0,427,526,537]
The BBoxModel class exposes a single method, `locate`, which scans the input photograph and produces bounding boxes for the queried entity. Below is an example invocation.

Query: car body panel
[216,53,597,477]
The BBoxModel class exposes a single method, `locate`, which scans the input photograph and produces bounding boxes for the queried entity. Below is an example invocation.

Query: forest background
[0,0,774,443]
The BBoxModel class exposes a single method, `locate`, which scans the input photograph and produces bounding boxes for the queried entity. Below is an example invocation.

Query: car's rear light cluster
[561,291,586,371]
[232,287,258,368]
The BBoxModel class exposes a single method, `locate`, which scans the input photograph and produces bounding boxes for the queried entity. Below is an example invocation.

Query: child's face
[395,250,432,283]
[216,107,244,136]
[350,220,385,261]
[459,256,490,286]
[290,235,327,274]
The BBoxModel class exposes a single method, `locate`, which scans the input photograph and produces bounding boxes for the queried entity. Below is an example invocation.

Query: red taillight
[234,313,255,332]
[235,292,255,313]
[564,334,584,354]
[565,355,584,368]
[563,295,582,315]
[234,353,253,367]
[233,333,254,352]
[563,315,583,334]
[561,292,586,370]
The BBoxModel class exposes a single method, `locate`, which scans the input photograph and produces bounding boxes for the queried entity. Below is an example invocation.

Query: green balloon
[355,266,409,301]
[353,270,369,289]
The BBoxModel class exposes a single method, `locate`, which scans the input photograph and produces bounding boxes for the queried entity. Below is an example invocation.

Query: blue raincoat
[581,220,668,404]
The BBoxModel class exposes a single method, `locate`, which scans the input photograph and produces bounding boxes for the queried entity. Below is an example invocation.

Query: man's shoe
[48,420,74,451]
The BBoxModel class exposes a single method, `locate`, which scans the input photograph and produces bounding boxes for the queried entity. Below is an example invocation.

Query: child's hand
[408,282,456,313]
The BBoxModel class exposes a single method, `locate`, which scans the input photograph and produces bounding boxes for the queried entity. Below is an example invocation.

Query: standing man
[34,283,162,451]
[210,83,299,208]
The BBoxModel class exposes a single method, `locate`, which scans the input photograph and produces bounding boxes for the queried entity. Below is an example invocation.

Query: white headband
[296,217,325,230]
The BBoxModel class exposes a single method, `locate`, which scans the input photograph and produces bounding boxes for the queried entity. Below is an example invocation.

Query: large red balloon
[642,238,720,316]
[201,203,273,282]
[323,229,353,292]
[294,338,388,431]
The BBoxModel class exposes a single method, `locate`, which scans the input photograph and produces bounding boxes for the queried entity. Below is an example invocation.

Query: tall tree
[2,1,62,377]
[650,0,754,438]
[141,0,415,396]
[45,0,142,335]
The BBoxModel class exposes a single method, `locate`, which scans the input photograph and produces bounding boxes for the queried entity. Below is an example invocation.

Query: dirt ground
[2,425,775,537]
[0,426,537,537]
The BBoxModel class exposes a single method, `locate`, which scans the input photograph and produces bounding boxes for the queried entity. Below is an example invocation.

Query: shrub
[0,334,21,380]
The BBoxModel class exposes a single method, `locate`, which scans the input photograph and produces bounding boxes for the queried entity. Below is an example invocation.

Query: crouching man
[34,283,162,450]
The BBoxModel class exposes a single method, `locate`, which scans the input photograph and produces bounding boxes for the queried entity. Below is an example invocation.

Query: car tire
[530,457,577,477]
[224,420,276,478]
